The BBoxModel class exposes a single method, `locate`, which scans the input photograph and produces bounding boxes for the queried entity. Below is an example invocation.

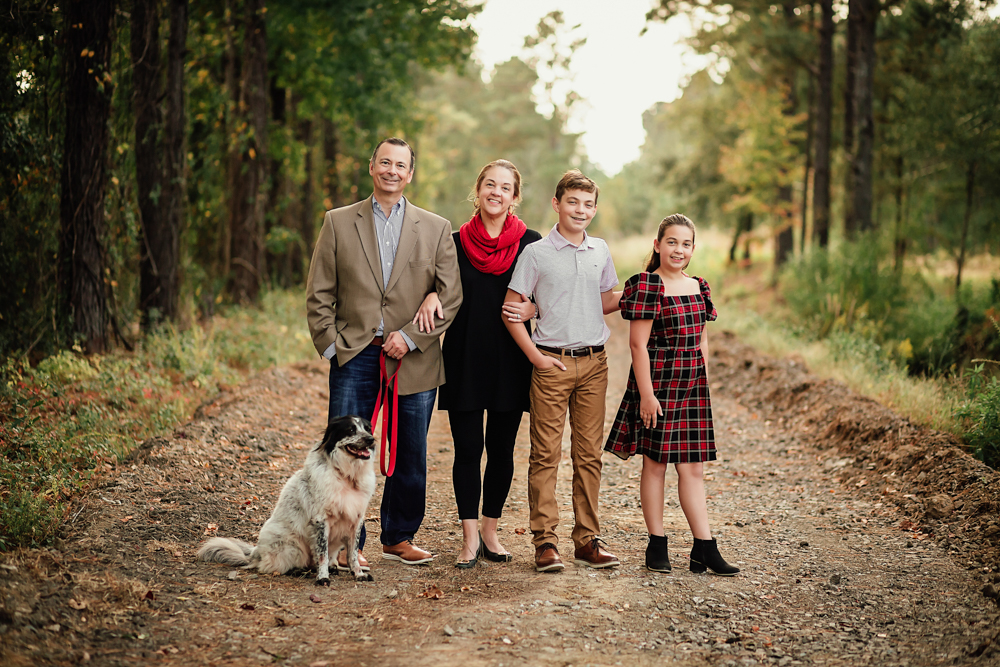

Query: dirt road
[2,315,999,666]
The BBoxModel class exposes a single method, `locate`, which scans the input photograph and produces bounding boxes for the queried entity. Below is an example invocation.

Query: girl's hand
[502,297,534,323]
[639,394,663,429]
[412,292,443,332]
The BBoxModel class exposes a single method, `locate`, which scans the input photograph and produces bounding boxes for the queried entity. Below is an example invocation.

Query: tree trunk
[850,0,877,236]
[955,161,976,290]
[813,0,834,248]
[161,0,188,317]
[297,115,315,276]
[219,0,239,294]
[131,0,165,325]
[322,117,342,210]
[774,0,798,271]
[227,0,268,304]
[268,80,288,287]
[729,212,753,264]
[801,61,815,255]
[133,0,186,328]
[892,154,906,274]
[59,0,115,354]
[843,0,859,238]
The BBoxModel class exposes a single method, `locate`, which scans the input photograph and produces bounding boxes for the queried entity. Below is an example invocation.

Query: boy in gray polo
[502,170,623,572]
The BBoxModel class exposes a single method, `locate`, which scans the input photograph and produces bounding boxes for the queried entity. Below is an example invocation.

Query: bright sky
[469,0,708,177]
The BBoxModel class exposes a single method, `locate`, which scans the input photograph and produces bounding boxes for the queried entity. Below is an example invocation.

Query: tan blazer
[306,196,462,395]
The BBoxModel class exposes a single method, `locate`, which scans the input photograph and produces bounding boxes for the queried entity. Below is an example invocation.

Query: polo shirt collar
[549,225,594,251]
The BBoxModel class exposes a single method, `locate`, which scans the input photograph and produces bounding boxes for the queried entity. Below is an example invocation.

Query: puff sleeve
[697,276,718,322]
[620,272,663,321]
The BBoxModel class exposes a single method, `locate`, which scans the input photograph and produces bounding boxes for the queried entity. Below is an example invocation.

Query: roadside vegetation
[0,292,314,551]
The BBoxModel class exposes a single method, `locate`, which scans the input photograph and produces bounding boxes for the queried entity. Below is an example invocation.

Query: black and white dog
[197,416,377,584]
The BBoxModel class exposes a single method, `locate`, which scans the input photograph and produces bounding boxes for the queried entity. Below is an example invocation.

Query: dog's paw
[315,577,331,587]
[355,572,375,583]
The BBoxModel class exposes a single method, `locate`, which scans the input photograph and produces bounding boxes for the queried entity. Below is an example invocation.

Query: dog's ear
[357,416,373,435]
[320,417,356,454]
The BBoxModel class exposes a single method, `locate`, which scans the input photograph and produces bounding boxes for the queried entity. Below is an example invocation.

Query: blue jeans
[328,345,436,548]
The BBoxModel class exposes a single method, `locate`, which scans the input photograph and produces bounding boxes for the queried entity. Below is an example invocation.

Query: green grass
[0,290,316,551]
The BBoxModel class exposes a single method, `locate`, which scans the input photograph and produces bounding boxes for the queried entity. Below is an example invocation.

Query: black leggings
[449,409,523,520]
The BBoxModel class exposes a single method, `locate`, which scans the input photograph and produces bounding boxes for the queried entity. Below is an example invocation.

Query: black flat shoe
[455,538,482,569]
[480,531,513,563]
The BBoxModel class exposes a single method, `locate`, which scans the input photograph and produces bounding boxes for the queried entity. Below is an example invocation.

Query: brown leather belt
[536,344,604,358]
[370,336,384,346]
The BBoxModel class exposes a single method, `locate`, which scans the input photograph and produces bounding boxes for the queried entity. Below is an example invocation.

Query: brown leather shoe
[335,550,370,572]
[534,543,564,572]
[574,537,620,569]
[382,540,435,565]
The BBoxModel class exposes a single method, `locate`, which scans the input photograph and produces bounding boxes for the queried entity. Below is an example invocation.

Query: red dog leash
[371,352,400,477]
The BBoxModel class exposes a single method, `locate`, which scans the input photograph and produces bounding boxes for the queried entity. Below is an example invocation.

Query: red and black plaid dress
[605,272,718,464]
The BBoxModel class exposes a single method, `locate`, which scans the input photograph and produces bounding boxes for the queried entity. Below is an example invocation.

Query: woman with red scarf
[413,160,539,568]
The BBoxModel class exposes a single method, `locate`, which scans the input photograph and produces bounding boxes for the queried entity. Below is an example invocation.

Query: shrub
[780,234,908,340]
[954,314,1000,470]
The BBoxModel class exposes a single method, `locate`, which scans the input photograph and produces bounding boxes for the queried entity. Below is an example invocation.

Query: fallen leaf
[514,528,526,535]
[157,645,179,655]
[239,602,255,611]
[309,594,323,604]
[420,585,444,600]
[143,590,156,601]
[204,523,218,535]
[121,516,133,522]
[460,585,472,592]
[68,599,88,610]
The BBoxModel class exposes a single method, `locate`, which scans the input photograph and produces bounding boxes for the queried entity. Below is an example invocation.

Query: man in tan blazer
[307,137,462,566]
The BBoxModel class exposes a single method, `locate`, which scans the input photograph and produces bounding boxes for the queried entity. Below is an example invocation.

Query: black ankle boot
[690,538,740,576]
[645,534,671,573]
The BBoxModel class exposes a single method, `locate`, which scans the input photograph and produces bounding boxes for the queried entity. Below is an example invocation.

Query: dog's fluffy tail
[196,537,254,566]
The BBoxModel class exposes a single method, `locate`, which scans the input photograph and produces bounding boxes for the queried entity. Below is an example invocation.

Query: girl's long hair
[645,214,697,272]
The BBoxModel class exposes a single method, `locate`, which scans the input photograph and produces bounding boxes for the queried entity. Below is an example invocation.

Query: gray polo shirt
[508,226,618,349]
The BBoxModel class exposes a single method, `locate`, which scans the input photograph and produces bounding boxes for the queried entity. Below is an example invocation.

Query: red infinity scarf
[459,212,527,275]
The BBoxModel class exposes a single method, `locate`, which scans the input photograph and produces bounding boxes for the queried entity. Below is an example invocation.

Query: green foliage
[780,234,907,339]
[408,12,596,233]
[0,290,314,551]
[955,358,1000,469]
[779,236,1000,382]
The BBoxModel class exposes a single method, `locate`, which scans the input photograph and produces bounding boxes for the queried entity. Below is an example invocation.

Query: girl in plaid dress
[605,214,739,576]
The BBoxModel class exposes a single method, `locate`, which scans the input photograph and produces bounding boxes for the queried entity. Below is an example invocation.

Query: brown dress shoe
[574,537,620,569]
[335,550,370,572]
[382,540,435,565]
[534,543,564,572]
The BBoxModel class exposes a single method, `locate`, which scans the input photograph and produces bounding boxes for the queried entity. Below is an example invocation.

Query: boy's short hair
[554,169,599,204]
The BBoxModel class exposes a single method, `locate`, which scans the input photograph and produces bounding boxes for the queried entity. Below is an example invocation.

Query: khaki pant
[528,349,608,550]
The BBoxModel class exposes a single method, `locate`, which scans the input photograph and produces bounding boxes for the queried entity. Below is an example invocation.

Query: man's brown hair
[553,169,599,204]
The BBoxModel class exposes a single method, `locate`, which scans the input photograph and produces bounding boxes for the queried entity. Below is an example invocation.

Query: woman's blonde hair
[469,159,523,215]
[645,214,697,272]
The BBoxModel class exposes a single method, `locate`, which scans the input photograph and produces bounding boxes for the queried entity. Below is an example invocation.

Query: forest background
[0,0,999,550]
